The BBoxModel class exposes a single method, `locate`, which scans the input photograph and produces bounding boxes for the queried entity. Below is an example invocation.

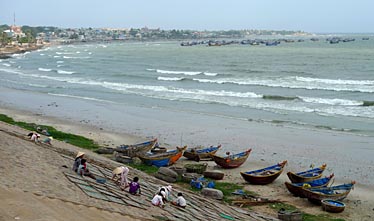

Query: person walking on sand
[152,192,166,208]
[129,177,141,195]
[73,151,85,172]
[171,192,187,208]
[77,159,96,180]
[112,166,129,190]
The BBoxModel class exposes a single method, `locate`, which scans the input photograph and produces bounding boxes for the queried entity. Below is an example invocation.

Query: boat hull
[183,145,221,161]
[211,149,251,169]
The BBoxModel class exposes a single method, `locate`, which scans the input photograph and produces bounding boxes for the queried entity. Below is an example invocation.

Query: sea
[1,35,374,137]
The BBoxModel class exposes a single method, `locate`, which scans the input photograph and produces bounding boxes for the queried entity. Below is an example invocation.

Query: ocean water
[1,37,374,136]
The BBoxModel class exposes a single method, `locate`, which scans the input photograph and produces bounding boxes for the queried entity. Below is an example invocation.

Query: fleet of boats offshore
[96,138,355,213]
[180,36,369,47]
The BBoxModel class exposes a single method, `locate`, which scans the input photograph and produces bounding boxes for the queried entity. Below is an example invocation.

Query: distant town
[0,24,369,58]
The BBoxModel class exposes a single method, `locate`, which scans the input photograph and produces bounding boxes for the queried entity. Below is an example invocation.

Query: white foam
[2,63,11,67]
[57,70,74,74]
[203,72,218,76]
[296,76,374,85]
[38,68,52,72]
[192,77,374,93]
[157,76,185,81]
[56,61,64,63]
[156,69,201,76]
[300,97,362,106]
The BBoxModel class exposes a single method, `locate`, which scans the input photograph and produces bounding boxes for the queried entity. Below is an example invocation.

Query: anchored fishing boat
[240,161,287,185]
[138,146,187,167]
[211,149,252,169]
[285,173,335,197]
[287,164,327,183]
[183,145,221,161]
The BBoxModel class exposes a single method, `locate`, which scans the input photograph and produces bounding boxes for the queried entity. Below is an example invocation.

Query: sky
[0,0,373,33]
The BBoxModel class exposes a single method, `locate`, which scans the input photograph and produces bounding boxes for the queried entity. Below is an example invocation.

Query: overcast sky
[0,0,373,33]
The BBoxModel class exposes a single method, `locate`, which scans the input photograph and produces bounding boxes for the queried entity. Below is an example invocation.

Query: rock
[132,157,142,165]
[154,173,177,183]
[201,188,223,200]
[157,167,178,178]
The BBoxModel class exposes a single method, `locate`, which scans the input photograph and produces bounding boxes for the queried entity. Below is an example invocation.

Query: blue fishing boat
[240,161,287,185]
[287,164,327,183]
[300,181,356,204]
[138,146,187,167]
[183,145,221,161]
[285,173,334,197]
[115,138,158,157]
[211,149,252,169]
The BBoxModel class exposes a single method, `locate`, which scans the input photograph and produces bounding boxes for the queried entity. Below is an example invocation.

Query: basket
[321,199,345,213]
[184,163,208,174]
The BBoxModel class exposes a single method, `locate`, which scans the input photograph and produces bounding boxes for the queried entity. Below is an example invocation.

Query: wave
[56,52,75,55]
[48,93,114,103]
[203,72,218,76]
[38,68,52,72]
[56,61,64,64]
[156,69,201,75]
[157,76,185,81]
[2,63,11,67]
[57,70,75,74]
[3,67,372,119]
[263,95,298,101]
[192,77,374,93]
[363,101,374,106]
[295,76,374,85]
[63,56,90,59]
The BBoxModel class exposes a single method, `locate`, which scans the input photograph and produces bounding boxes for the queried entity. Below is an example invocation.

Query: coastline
[0,44,46,59]
[1,87,374,220]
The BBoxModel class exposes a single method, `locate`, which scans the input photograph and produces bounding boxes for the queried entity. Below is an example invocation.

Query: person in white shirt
[152,192,165,208]
[156,185,172,201]
[172,192,187,208]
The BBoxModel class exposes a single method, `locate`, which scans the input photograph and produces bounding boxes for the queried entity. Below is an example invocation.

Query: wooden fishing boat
[138,146,187,167]
[287,164,327,183]
[300,181,355,205]
[183,145,221,161]
[285,173,334,197]
[240,161,287,185]
[211,149,252,169]
[321,199,346,213]
[115,138,158,157]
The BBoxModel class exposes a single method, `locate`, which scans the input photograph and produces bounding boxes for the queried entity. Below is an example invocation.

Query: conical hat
[76,151,85,158]
[49,137,54,140]
[112,166,125,175]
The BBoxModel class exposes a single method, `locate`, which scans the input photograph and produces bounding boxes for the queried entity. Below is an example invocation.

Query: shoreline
[1,103,374,220]
[1,87,374,185]
[1,87,374,220]
[0,44,46,59]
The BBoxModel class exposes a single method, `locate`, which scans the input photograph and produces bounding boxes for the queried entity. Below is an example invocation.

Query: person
[156,185,172,201]
[128,177,141,195]
[30,133,40,143]
[72,151,85,172]
[112,166,129,190]
[171,192,187,208]
[152,192,165,208]
[77,159,96,180]
[42,136,53,145]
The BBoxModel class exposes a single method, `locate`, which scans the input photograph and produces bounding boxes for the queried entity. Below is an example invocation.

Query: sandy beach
[1,87,374,220]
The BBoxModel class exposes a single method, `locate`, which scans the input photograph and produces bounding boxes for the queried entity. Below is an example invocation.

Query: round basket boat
[203,170,224,180]
[321,199,345,213]
[184,163,208,174]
